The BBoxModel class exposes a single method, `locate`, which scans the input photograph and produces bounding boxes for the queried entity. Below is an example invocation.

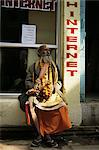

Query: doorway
[86,1,99,97]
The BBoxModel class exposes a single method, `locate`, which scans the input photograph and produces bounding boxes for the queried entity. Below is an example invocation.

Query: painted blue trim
[80,0,85,102]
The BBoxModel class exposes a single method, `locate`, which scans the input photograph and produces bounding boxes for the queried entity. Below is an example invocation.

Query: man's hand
[26,88,39,95]
[36,78,41,84]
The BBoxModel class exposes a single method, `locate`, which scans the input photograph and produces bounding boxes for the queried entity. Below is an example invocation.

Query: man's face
[40,50,52,63]
[40,50,51,57]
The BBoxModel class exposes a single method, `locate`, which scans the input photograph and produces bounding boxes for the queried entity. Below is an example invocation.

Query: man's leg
[28,96,39,133]
[28,96,42,147]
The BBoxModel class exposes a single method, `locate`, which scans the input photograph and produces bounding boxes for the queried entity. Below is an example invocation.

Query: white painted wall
[0,97,26,126]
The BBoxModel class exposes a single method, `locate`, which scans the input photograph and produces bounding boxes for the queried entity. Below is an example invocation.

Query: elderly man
[25,44,72,148]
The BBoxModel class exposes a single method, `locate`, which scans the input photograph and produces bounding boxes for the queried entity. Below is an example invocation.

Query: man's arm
[25,64,35,90]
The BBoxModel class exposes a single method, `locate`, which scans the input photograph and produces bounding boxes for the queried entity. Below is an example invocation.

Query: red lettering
[31,0,35,8]
[67,70,77,76]
[43,1,54,11]
[67,36,77,42]
[66,53,77,58]
[67,28,78,34]
[70,11,74,17]
[67,19,77,25]
[1,0,56,11]
[67,2,77,7]
[14,0,19,7]
[36,0,42,9]
[1,0,4,5]
[20,0,28,7]
[50,0,56,11]
[67,62,77,67]
[67,45,77,50]
[26,0,33,8]
[6,0,12,6]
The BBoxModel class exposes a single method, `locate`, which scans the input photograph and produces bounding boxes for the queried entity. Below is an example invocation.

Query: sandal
[44,134,58,148]
[30,135,42,147]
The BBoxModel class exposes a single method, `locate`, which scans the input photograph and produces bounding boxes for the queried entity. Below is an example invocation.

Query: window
[0,2,58,93]
[0,47,28,93]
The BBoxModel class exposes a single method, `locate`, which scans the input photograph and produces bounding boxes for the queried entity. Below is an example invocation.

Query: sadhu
[25,44,72,148]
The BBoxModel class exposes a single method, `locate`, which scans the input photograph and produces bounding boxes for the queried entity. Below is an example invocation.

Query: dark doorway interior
[86,1,99,97]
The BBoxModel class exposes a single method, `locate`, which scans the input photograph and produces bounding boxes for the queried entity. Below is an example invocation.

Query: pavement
[0,126,99,150]
[0,136,99,150]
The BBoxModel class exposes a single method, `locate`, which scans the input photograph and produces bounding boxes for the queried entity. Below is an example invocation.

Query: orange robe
[36,106,72,136]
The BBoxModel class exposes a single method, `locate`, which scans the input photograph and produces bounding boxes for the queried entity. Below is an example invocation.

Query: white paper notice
[21,24,36,44]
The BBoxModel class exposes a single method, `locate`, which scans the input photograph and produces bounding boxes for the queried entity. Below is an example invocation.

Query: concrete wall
[0,97,99,126]
[81,102,99,126]
[0,97,26,126]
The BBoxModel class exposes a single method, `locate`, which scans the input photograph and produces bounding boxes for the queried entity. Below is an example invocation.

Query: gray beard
[41,55,52,63]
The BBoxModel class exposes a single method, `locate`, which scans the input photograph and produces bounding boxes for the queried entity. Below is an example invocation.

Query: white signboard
[1,0,57,11]
[21,24,36,44]
[63,0,82,125]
